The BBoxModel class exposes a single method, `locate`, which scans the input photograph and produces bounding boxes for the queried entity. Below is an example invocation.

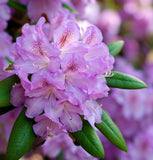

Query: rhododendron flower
[33,114,65,138]
[11,17,114,137]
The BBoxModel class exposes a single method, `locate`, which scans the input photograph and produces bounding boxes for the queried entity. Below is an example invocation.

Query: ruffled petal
[10,84,25,107]
[60,112,82,132]
[83,26,103,46]
[25,97,45,118]
[53,21,81,49]
[84,99,102,128]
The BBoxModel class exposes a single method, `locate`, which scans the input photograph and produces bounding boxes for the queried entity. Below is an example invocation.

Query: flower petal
[10,84,25,107]
[60,112,82,132]
[83,26,103,46]
[25,97,45,118]
[53,21,81,49]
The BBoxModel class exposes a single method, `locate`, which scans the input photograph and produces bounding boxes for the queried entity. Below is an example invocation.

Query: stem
[62,3,78,14]
[7,0,27,12]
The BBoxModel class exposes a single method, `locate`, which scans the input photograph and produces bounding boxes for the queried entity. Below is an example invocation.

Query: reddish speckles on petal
[54,22,81,49]
[32,41,45,56]
[58,31,70,49]
[67,61,79,72]
[83,26,103,46]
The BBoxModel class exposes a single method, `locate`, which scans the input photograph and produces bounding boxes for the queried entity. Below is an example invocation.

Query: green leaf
[106,71,147,89]
[107,40,124,57]
[6,107,37,160]
[95,110,127,152]
[5,57,14,64]
[62,3,78,14]
[0,106,15,115]
[57,152,63,160]
[71,119,104,158]
[7,0,27,12]
[0,75,20,107]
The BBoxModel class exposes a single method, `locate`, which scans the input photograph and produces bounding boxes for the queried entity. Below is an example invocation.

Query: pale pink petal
[33,116,50,137]
[33,114,63,137]
[60,112,82,132]
[85,43,109,60]
[53,21,81,49]
[65,85,87,105]
[44,100,63,120]
[10,84,25,107]
[0,4,11,21]
[47,57,61,72]
[60,42,87,59]
[61,52,86,73]
[84,99,102,128]
[25,97,45,118]
[91,77,110,99]
[83,26,103,46]
[45,72,65,90]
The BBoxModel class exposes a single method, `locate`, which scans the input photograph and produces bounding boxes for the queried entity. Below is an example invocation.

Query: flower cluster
[10,17,114,138]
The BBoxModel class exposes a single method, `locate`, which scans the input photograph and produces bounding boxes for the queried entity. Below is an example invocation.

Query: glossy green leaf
[0,75,20,107]
[95,110,127,152]
[6,107,37,160]
[107,40,124,57]
[0,106,15,115]
[106,71,147,89]
[62,3,78,14]
[71,119,104,158]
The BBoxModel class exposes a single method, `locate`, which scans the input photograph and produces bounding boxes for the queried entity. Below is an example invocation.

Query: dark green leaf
[106,71,147,89]
[57,152,63,160]
[71,119,104,158]
[0,75,20,107]
[0,106,16,115]
[62,3,78,14]
[6,107,37,160]
[107,40,124,57]
[7,0,27,12]
[95,110,127,152]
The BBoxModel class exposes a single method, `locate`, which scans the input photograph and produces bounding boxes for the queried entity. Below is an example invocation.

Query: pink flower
[45,100,83,132]
[12,17,114,134]
[33,114,64,138]
[12,17,60,85]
